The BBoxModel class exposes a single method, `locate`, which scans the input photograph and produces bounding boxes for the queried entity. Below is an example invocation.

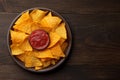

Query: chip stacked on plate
[10,9,68,70]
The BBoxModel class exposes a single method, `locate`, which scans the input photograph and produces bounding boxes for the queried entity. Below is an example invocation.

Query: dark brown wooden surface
[0,0,120,80]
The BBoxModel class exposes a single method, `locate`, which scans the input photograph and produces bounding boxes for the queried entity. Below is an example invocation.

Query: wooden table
[0,0,120,80]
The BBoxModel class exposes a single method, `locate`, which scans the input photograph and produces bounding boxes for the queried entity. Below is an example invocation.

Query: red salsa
[29,29,50,50]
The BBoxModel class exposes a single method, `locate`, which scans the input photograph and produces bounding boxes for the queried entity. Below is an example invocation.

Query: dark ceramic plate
[7,7,72,73]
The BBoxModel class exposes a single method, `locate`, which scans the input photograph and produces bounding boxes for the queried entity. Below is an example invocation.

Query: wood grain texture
[0,0,120,80]
[2,0,120,14]
[0,0,5,12]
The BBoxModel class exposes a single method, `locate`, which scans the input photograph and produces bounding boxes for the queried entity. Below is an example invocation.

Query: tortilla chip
[59,38,66,45]
[10,44,24,55]
[61,42,68,52]
[48,32,61,48]
[32,58,43,67]
[31,22,40,31]
[51,59,56,65]
[41,58,51,62]
[15,11,30,24]
[25,51,34,56]
[35,66,42,70]
[10,30,28,44]
[55,23,67,39]
[50,43,65,58]
[30,9,47,22]
[25,52,42,67]
[13,20,33,34]
[34,49,53,58]
[31,22,51,33]
[42,61,51,68]
[40,12,62,29]
[16,53,25,62]
[19,39,33,51]
[24,55,34,67]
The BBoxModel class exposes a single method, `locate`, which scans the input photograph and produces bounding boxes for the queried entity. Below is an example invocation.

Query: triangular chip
[59,38,66,45]
[30,9,47,22]
[13,20,33,34]
[50,43,65,58]
[51,59,56,65]
[32,57,43,67]
[31,22,51,32]
[48,32,61,48]
[40,12,62,29]
[55,23,67,39]
[10,44,24,55]
[10,30,28,44]
[16,53,26,62]
[19,39,33,51]
[34,49,53,58]
[35,66,42,70]
[24,52,42,67]
[15,11,31,24]
[31,22,40,32]
[25,51,34,56]
[42,61,51,68]
[24,53,34,68]
[41,58,51,62]
[61,42,68,52]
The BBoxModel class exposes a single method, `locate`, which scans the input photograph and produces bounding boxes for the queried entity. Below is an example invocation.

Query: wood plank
[4,0,120,14]
[0,0,5,12]
[0,65,86,80]
[0,13,120,79]
[0,65,119,80]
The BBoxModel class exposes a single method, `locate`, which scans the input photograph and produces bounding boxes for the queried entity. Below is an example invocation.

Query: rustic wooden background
[0,0,120,80]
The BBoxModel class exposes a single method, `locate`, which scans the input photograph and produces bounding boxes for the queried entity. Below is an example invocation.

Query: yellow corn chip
[30,9,47,22]
[41,58,51,62]
[35,66,42,70]
[51,59,56,65]
[10,30,28,44]
[40,12,62,29]
[42,61,51,68]
[61,42,68,52]
[48,32,61,48]
[32,58,43,67]
[31,22,51,33]
[59,38,66,45]
[10,44,24,55]
[39,27,51,32]
[55,23,67,39]
[15,11,30,24]
[16,53,25,62]
[13,20,33,34]
[25,51,34,56]
[24,55,34,67]
[31,22,40,32]
[19,39,33,51]
[25,52,42,67]
[50,43,65,58]
[34,49,53,58]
